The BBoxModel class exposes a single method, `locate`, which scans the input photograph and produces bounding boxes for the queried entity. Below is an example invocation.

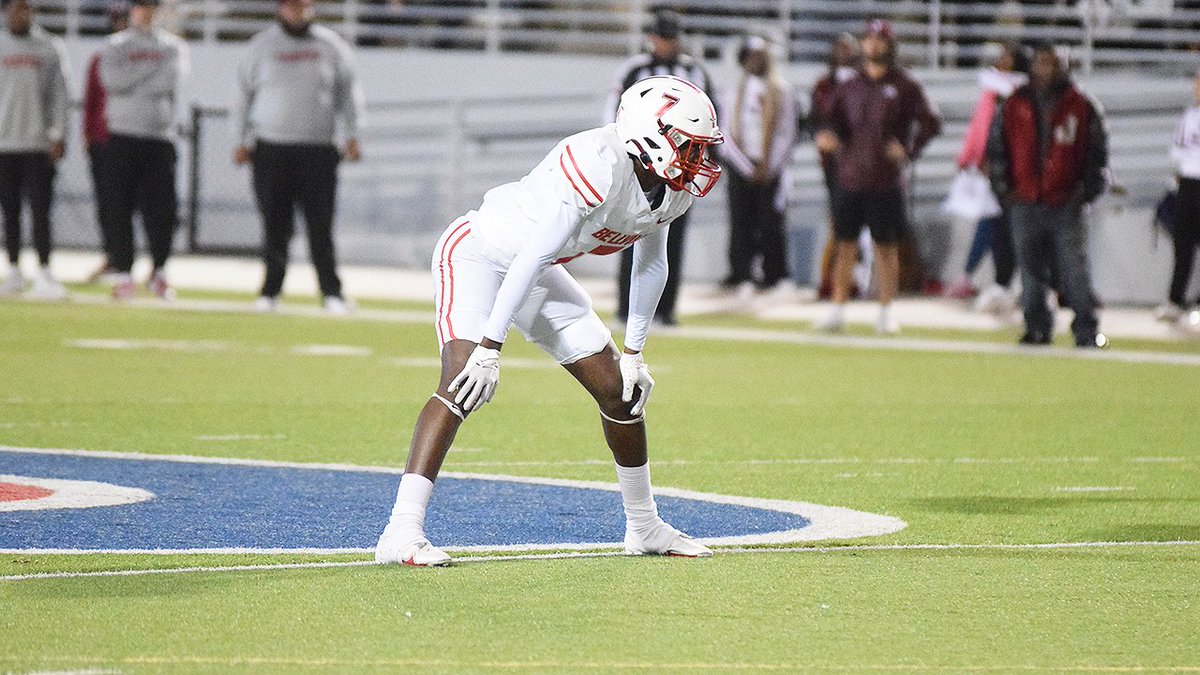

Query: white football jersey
[469,123,693,267]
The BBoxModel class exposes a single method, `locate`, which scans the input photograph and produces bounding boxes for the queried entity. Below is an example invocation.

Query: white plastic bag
[942,168,1002,220]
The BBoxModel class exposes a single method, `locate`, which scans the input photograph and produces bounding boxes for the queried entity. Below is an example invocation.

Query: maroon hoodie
[822,67,942,193]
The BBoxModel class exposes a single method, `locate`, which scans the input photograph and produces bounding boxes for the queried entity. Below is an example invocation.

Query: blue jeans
[1010,201,1098,344]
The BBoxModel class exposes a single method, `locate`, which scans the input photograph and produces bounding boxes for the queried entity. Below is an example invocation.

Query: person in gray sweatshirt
[0,0,70,299]
[234,0,364,315]
[97,0,188,300]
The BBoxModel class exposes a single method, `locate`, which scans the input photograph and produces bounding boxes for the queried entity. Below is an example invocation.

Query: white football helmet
[615,75,723,197]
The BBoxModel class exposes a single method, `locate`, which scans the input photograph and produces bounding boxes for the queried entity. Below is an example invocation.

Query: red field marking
[0,482,53,503]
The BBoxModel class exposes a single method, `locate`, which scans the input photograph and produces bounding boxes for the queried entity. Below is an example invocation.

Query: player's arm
[449,204,581,413]
[617,226,668,416]
[624,226,668,354]
[452,143,611,412]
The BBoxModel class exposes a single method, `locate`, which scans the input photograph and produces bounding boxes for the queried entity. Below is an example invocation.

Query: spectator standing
[944,41,1029,314]
[1156,69,1200,325]
[235,0,364,315]
[810,32,860,300]
[98,0,188,300]
[0,0,69,298]
[605,8,710,326]
[815,19,941,334]
[987,44,1108,348]
[718,34,798,293]
[81,1,130,285]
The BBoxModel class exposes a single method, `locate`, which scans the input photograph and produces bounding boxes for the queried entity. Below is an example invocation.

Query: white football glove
[448,345,500,413]
[619,352,655,417]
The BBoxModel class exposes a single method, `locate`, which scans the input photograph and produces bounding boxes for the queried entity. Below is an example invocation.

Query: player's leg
[525,266,709,557]
[376,338,474,567]
[377,220,495,566]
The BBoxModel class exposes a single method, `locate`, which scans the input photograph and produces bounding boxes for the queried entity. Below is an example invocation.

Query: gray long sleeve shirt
[0,25,70,153]
[236,24,364,146]
[99,26,188,141]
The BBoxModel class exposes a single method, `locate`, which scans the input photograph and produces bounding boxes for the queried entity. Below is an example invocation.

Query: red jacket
[991,82,1108,207]
[82,53,108,146]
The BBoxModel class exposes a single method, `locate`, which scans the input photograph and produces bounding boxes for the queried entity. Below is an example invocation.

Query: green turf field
[2,295,1199,673]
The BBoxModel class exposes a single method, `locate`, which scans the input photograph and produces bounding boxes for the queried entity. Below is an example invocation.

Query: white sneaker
[974,284,1014,314]
[146,272,176,301]
[876,307,900,336]
[624,518,712,558]
[1180,310,1200,332]
[375,529,451,567]
[1155,303,1184,323]
[815,305,845,333]
[323,295,353,315]
[29,267,67,300]
[1,266,24,296]
[253,296,278,313]
[735,281,756,301]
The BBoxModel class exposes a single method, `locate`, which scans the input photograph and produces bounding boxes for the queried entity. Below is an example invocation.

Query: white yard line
[2,540,1198,582]
[57,292,1200,366]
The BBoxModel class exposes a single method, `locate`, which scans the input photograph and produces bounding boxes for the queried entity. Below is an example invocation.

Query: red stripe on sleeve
[565,145,605,204]
[559,153,597,207]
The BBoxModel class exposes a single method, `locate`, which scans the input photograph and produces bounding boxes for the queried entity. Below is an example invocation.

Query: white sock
[614,462,660,532]
[878,303,892,322]
[385,473,434,542]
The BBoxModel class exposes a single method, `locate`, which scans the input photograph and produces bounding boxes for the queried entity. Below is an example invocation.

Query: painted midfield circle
[0,447,906,553]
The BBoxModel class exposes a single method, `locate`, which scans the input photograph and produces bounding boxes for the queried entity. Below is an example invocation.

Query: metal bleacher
[33,0,1196,280]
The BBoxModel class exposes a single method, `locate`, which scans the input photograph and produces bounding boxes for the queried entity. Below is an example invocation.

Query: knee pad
[431,393,465,421]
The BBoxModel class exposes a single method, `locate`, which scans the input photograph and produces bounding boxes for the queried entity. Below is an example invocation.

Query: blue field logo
[0,447,905,553]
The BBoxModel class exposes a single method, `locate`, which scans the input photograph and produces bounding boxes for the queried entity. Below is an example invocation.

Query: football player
[376,76,722,566]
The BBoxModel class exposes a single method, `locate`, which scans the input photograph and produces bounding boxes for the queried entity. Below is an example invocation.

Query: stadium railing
[30,0,1200,73]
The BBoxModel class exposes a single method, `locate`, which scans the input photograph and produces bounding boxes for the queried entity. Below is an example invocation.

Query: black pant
[1170,177,1200,307]
[0,152,55,266]
[100,134,179,273]
[615,212,687,324]
[252,141,343,299]
[88,143,114,259]
[726,171,788,287]
[992,208,1017,287]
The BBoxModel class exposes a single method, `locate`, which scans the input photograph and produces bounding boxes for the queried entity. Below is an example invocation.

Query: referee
[604,9,711,327]
[235,0,364,315]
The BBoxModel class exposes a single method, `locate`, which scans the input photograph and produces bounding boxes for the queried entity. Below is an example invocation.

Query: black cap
[130,0,159,6]
[648,9,681,39]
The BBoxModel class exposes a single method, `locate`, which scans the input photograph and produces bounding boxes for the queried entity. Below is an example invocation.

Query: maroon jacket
[822,68,942,193]
[82,53,108,146]
[988,81,1108,208]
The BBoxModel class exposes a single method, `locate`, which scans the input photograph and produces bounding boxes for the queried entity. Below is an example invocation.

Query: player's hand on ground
[449,345,501,413]
[619,352,654,416]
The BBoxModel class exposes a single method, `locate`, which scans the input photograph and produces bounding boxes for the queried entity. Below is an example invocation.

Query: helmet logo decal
[655,93,681,117]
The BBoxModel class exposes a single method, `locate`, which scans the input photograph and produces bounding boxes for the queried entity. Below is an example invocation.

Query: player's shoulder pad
[557,129,618,209]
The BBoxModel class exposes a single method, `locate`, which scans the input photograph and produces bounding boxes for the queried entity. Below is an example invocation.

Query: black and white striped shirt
[603,52,712,124]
